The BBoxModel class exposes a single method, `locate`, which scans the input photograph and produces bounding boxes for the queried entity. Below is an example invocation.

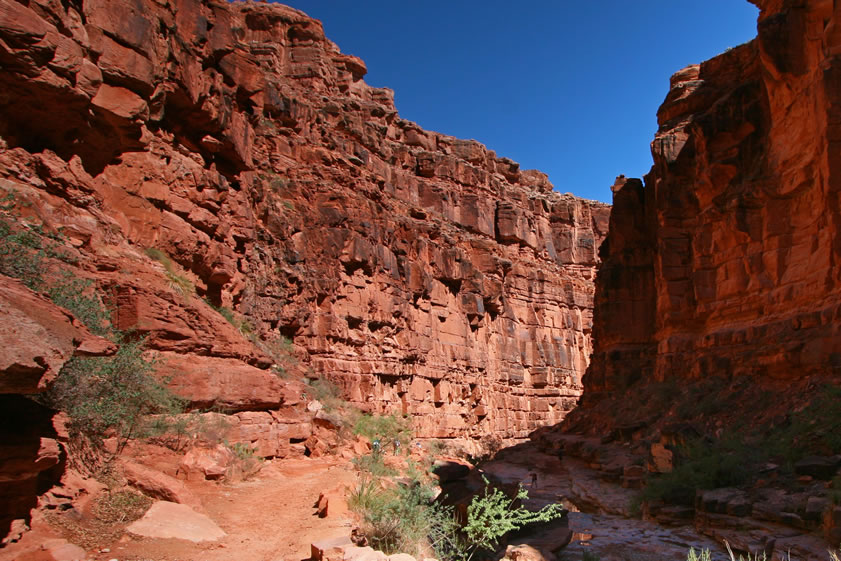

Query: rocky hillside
[0,0,608,449]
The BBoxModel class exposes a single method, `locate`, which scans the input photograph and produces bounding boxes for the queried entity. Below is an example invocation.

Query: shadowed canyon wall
[0,0,609,448]
[582,0,841,405]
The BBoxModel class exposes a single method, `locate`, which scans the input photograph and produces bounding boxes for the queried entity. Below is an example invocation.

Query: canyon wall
[0,0,608,446]
[582,0,841,402]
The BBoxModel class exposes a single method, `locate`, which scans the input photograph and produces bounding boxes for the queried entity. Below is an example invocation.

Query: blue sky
[279,1,759,203]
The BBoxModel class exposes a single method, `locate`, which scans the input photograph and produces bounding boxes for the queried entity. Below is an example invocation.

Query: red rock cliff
[0,0,609,443]
[581,0,841,404]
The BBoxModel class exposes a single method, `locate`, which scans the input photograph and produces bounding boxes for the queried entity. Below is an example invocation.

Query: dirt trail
[98,457,356,561]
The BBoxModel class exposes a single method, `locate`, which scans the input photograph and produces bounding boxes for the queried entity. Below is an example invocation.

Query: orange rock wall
[0,0,608,441]
[584,0,841,397]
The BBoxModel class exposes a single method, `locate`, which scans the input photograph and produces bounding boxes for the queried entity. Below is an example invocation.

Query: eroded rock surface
[0,277,114,540]
[560,0,841,550]
[0,0,608,445]
[581,0,841,399]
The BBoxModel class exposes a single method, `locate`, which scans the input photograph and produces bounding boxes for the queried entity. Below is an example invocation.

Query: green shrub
[686,541,794,561]
[305,376,348,413]
[143,413,194,451]
[224,440,263,480]
[643,435,756,506]
[686,548,712,561]
[0,198,113,336]
[354,413,412,449]
[262,335,297,377]
[350,470,456,558]
[0,216,48,288]
[350,464,564,561]
[46,272,113,337]
[227,440,256,461]
[763,384,841,465]
[461,478,564,560]
[45,336,184,455]
[0,198,74,288]
[353,453,397,478]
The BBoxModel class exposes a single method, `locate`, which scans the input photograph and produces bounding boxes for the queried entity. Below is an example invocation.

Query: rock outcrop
[0,277,113,541]
[581,0,841,399]
[0,0,608,448]
[554,0,841,548]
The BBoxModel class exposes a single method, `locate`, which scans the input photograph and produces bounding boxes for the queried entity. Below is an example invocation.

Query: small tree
[459,478,564,561]
[47,336,183,458]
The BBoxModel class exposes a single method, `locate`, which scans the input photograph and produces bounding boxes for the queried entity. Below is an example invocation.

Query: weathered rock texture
[0,0,608,448]
[582,0,841,398]
[0,277,113,541]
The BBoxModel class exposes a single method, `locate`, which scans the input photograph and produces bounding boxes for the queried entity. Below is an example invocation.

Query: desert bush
[45,336,184,455]
[353,452,397,478]
[0,197,115,337]
[259,334,297,377]
[460,478,564,560]
[205,297,256,337]
[643,435,756,506]
[0,215,48,287]
[305,376,350,414]
[350,463,564,561]
[224,440,264,480]
[354,412,412,449]
[763,384,841,465]
[686,548,713,561]
[0,198,76,288]
[686,541,799,561]
[46,272,113,336]
[144,412,198,452]
[350,468,456,558]
[92,489,152,525]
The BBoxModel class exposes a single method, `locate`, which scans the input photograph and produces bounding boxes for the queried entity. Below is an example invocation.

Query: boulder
[0,276,114,393]
[126,501,226,542]
[178,444,235,481]
[794,456,841,480]
[120,460,201,509]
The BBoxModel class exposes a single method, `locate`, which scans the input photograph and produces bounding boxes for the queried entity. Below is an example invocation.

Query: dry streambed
[481,441,832,561]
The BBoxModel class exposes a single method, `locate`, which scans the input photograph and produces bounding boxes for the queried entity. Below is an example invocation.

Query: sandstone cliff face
[582,0,840,399]
[0,0,608,448]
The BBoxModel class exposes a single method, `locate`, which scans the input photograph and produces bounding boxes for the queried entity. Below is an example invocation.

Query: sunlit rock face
[0,0,609,441]
[583,0,841,400]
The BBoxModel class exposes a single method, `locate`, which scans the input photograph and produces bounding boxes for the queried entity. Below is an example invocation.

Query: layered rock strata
[0,0,608,465]
[583,0,841,398]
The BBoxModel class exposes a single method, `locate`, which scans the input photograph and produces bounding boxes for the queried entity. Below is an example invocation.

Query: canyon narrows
[0,0,607,547]
[3,0,841,559]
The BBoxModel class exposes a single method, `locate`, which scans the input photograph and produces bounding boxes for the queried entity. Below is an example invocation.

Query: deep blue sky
[279,1,759,203]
